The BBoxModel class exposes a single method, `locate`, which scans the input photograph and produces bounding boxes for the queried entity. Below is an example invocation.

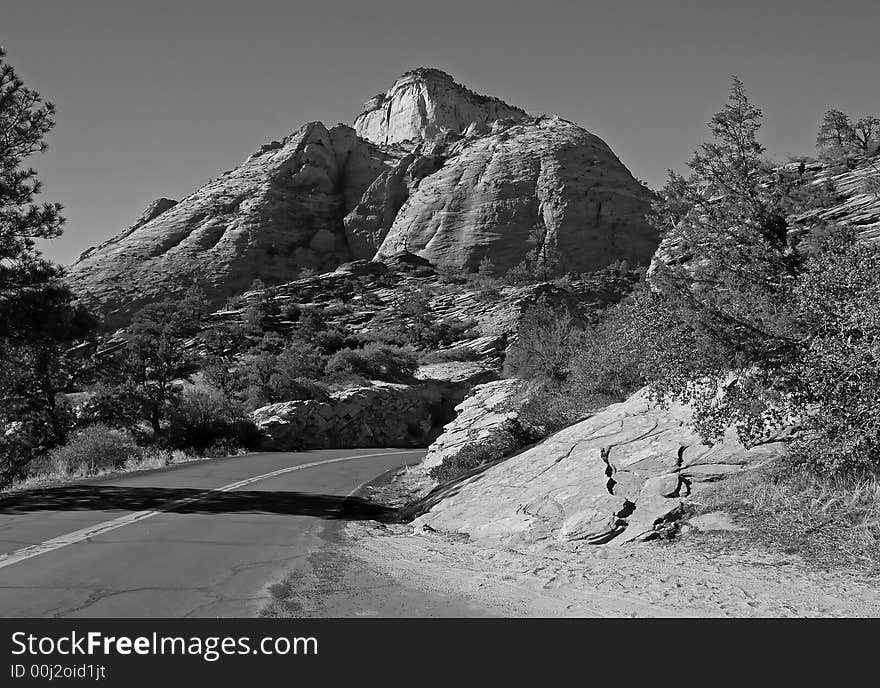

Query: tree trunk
[150,406,162,436]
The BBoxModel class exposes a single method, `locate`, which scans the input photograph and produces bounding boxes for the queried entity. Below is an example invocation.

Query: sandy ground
[338,520,880,618]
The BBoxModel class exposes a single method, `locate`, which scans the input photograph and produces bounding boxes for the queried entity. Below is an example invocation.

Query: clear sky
[4,0,879,265]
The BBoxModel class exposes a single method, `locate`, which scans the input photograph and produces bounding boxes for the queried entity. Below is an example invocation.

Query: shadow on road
[0,486,400,522]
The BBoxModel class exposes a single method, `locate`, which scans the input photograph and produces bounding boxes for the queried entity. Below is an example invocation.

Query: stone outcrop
[420,379,524,472]
[788,156,880,241]
[412,388,789,546]
[253,382,453,450]
[67,123,403,329]
[354,68,528,146]
[650,155,880,278]
[372,116,658,274]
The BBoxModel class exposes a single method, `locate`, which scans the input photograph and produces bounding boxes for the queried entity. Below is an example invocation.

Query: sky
[4,0,880,265]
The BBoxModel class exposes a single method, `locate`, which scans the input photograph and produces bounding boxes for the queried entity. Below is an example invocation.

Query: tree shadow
[0,486,400,522]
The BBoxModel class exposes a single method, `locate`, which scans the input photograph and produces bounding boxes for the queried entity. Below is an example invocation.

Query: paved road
[0,449,424,617]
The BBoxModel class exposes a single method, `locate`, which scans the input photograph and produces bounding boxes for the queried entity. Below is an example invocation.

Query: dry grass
[688,463,880,574]
[5,448,206,493]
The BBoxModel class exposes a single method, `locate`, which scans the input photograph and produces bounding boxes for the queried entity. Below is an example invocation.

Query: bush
[274,341,325,379]
[514,381,603,437]
[266,376,330,404]
[428,422,525,482]
[313,328,354,354]
[166,385,261,453]
[785,228,880,474]
[34,424,143,477]
[325,343,418,382]
[503,298,573,382]
[565,300,648,402]
[418,346,481,364]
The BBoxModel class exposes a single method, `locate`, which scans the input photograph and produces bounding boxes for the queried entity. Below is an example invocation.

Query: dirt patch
[261,459,880,618]
[341,520,880,617]
[329,462,880,618]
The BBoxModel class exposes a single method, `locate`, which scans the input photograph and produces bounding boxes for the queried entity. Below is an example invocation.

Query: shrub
[281,301,301,320]
[428,422,525,482]
[565,300,649,402]
[274,341,325,379]
[785,228,880,475]
[325,343,418,382]
[266,376,330,404]
[202,359,244,399]
[514,381,602,437]
[295,307,327,338]
[418,346,481,364]
[313,328,354,354]
[34,424,143,477]
[166,384,261,453]
[503,298,573,382]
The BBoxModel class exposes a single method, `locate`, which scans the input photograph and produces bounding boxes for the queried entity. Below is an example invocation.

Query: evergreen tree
[0,47,64,322]
[105,289,207,435]
[0,48,97,482]
[642,77,810,444]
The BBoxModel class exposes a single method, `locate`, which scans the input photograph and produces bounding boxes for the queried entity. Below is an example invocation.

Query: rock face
[67,123,402,328]
[354,68,528,146]
[421,379,524,472]
[253,382,453,450]
[371,116,658,273]
[789,157,880,241]
[650,156,880,279]
[412,388,788,546]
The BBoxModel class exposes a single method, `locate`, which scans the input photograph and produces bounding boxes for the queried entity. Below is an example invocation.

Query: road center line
[0,450,420,572]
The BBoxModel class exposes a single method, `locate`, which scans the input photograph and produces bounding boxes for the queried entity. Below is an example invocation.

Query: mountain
[67,123,403,328]
[67,68,657,326]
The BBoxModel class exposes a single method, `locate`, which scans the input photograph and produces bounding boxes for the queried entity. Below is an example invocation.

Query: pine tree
[0,47,68,336]
[0,48,97,482]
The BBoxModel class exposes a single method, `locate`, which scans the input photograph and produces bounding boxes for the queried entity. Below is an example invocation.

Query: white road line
[0,450,420,572]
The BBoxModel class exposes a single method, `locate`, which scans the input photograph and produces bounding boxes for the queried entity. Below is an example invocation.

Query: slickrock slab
[413,388,785,546]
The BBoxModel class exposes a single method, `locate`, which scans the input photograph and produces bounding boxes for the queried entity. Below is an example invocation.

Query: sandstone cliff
[354,68,528,146]
[371,116,658,273]
[67,123,403,328]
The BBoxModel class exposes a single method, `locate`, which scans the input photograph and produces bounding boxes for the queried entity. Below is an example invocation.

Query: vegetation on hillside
[504,80,880,485]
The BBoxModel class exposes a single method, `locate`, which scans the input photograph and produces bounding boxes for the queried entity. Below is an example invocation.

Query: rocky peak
[354,67,529,146]
[67,121,404,329]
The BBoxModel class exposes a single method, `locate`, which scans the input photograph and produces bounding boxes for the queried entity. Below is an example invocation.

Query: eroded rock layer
[354,68,528,146]
[373,117,659,274]
[67,123,403,328]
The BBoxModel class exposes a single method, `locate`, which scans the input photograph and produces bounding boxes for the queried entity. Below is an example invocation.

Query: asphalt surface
[0,449,424,617]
